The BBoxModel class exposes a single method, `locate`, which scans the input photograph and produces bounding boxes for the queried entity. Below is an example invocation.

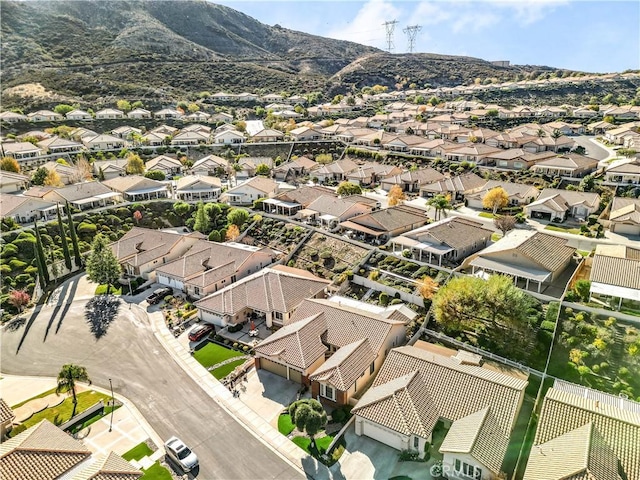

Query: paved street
[0,274,303,480]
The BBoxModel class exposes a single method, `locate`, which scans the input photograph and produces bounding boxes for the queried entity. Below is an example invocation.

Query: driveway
[239,369,302,427]
[0,274,303,480]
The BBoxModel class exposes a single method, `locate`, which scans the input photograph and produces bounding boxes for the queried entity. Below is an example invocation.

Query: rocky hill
[0,0,599,108]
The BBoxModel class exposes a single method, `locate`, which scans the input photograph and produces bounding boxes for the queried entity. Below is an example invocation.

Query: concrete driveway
[239,369,301,426]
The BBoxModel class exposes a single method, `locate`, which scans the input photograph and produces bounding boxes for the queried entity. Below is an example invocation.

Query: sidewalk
[144,304,332,480]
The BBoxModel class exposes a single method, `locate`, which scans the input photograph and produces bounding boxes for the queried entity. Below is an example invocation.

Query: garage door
[260,358,288,379]
[289,369,302,384]
[612,223,640,235]
[530,210,552,221]
[362,420,404,451]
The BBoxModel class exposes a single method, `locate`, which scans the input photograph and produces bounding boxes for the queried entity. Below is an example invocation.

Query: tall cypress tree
[33,221,50,286]
[66,201,82,267]
[57,204,72,270]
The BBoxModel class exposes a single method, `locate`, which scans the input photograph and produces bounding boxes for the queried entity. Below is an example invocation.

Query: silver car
[164,436,199,472]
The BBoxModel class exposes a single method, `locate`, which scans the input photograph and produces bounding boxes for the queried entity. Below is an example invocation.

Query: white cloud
[484,0,569,25]
[412,2,452,26]
[452,11,500,33]
[326,0,402,49]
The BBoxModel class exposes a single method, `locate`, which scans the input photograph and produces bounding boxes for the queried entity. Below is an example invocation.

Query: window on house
[413,437,419,448]
[274,312,284,321]
[320,384,336,401]
[194,287,200,296]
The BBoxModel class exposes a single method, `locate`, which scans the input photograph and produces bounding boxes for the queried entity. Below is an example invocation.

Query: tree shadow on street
[85,295,121,339]
[16,304,43,354]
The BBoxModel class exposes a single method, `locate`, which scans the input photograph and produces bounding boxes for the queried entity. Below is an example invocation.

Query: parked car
[188,323,214,342]
[164,436,198,472]
[147,287,173,305]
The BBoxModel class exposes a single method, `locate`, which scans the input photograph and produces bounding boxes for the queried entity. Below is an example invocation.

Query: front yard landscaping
[122,441,153,461]
[211,359,247,380]
[193,342,243,368]
[140,462,173,480]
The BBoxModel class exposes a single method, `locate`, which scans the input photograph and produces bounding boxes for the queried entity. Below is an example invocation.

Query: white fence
[352,275,425,307]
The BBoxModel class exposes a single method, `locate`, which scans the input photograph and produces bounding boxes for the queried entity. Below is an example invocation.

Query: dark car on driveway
[188,324,214,342]
[147,287,173,305]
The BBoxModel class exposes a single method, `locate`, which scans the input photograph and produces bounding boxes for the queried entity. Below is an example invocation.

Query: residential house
[185,111,211,123]
[141,132,166,146]
[250,128,285,143]
[419,173,487,201]
[71,451,142,480]
[543,121,585,135]
[444,144,502,164]
[608,196,640,235]
[273,156,318,182]
[110,227,203,280]
[195,265,330,328]
[530,154,598,178]
[312,158,359,183]
[214,129,245,145]
[262,185,335,216]
[171,130,210,146]
[221,177,279,206]
[288,126,322,141]
[40,161,80,185]
[344,163,403,187]
[605,159,640,185]
[589,244,640,309]
[339,205,429,243]
[154,108,182,119]
[0,171,30,193]
[0,111,27,123]
[0,420,91,480]
[391,217,493,266]
[481,149,556,169]
[381,135,429,153]
[209,112,234,124]
[92,159,128,180]
[0,193,57,223]
[70,127,98,142]
[464,231,576,292]
[352,341,527,478]
[0,142,43,161]
[235,157,273,181]
[191,155,229,177]
[149,124,179,137]
[65,109,92,120]
[380,168,446,193]
[40,181,120,210]
[524,188,601,222]
[27,110,63,122]
[156,240,273,298]
[465,180,540,209]
[175,175,222,202]
[111,126,142,140]
[83,134,127,151]
[37,136,84,154]
[102,175,169,202]
[0,399,15,438]
[128,108,152,119]
[95,108,125,120]
[299,195,372,228]
[523,381,640,480]
[146,155,183,176]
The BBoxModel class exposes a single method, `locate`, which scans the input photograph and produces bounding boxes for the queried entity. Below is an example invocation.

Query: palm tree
[56,364,91,417]
[536,128,546,138]
[426,194,452,221]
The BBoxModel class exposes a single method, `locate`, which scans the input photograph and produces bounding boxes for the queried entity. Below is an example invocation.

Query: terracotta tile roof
[255,313,327,370]
[516,232,576,273]
[536,188,600,209]
[291,298,405,354]
[110,227,198,267]
[467,180,539,201]
[102,175,166,194]
[0,398,15,424]
[227,176,278,194]
[312,158,359,175]
[402,217,493,251]
[339,205,428,234]
[439,406,509,475]
[609,197,640,224]
[0,420,90,480]
[306,195,369,218]
[145,155,182,171]
[72,451,142,480]
[352,371,439,437]
[195,267,330,316]
[273,186,336,207]
[533,154,597,170]
[524,385,640,480]
[309,339,376,391]
[419,172,487,195]
[46,181,115,203]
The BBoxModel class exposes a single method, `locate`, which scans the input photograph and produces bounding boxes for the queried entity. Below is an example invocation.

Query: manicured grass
[315,435,334,453]
[278,414,295,436]
[19,390,111,431]
[491,233,502,242]
[292,436,311,452]
[193,342,243,369]
[11,387,58,409]
[577,250,591,257]
[291,435,334,454]
[122,441,153,461]
[211,359,246,380]
[544,225,581,235]
[478,212,497,219]
[95,284,122,295]
[140,462,173,480]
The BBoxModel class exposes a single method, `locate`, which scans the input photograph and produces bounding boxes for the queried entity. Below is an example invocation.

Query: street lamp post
[108,378,114,432]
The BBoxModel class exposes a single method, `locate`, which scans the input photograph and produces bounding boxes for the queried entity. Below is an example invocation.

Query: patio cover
[126,186,168,196]
[296,208,316,218]
[339,220,384,237]
[414,242,453,256]
[262,199,300,209]
[392,236,419,247]
[319,214,338,222]
[591,282,640,302]
[470,257,551,283]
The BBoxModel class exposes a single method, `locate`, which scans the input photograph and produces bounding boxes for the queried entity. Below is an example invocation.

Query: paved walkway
[145,307,332,479]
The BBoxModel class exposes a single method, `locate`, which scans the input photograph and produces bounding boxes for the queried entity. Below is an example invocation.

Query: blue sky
[214,0,639,73]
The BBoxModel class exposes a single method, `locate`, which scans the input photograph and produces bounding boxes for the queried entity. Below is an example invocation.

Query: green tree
[33,221,50,287]
[579,174,595,192]
[193,202,210,233]
[53,104,74,116]
[255,164,271,176]
[288,399,328,449]
[125,154,145,175]
[144,170,166,181]
[66,202,83,267]
[56,364,91,417]
[426,194,452,221]
[337,181,362,196]
[86,234,122,294]
[574,280,591,302]
[131,100,144,109]
[116,100,132,112]
[31,167,48,185]
[227,208,249,228]
[173,202,191,218]
[57,205,72,270]
[0,157,20,173]
[205,203,222,225]
[482,187,509,215]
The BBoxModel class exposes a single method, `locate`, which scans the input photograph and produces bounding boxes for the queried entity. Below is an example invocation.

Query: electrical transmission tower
[382,20,398,53]
[403,25,422,53]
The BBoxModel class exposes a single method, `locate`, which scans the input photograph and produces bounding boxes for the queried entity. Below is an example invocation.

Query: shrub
[15,274,32,284]
[1,244,18,257]
[228,323,243,333]
[233,342,239,349]
[77,222,97,236]
[540,320,556,332]
[9,259,27,269]
[402,249,412,258]
[319,250,332,259]
[379,292,389,306]
[164,295,174,303]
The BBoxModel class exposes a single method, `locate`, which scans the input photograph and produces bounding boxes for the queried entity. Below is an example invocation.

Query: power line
[403,25,422,53]
[382,20,398,53]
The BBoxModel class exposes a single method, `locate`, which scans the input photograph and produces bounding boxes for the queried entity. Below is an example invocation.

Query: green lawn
[193,342,243,369]
[122,441,153,461]
[491,233,502,242]
[95,284,122,295]
[544,225,581,235]
[211,359,246,380]
[478,212,497,219]
[140,462,173,480]
[292,436,311,451]
[292,434,334,454]
[278,414,295,436]
[16,390,112,432]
